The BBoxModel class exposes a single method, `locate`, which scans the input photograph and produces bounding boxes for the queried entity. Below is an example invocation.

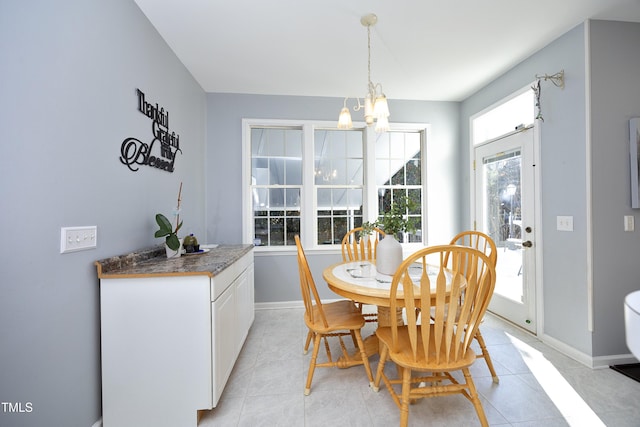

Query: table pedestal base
[377,306,404,328]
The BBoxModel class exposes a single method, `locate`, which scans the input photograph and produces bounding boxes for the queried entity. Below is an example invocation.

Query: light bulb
[337,107,353,129]
[375,116,390,133]
[373,95,390,118]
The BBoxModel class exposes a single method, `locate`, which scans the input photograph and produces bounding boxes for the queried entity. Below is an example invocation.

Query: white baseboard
[591,353,639,368]
[91,418,102,427]
[539,333,595,367]
[255,301,304,310]
[255,299,341,310]
[540,333,639,368]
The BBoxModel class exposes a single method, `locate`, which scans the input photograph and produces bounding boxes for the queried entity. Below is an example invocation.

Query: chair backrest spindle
[341,226,386,262]
[447,230,498,269]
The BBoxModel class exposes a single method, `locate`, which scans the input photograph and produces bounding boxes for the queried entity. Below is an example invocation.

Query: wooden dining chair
[340,226,386,323]
[295,236,374,395]
[341,226,386,262]
[448,230,500,383]
[373,245,496,427]
[303,226,385,353]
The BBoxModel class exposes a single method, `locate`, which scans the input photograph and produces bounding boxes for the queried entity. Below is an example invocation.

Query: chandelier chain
[367,24,372,88]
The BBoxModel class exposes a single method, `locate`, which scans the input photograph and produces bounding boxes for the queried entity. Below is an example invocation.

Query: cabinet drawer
[210,250,253,301]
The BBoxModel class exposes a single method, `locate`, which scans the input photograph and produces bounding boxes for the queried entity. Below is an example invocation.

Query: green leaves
[376,196,419,237]
[165,233,181,251]
[154,214,173,238]
[154,213,183,250]
[361,221,376,236]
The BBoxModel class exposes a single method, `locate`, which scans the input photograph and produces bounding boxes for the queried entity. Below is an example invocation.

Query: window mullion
[364,126,378,222]
[302,123,316,248]
[242,120,252,244]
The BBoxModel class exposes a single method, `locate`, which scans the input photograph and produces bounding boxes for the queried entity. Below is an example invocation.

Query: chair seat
[376,325,477,371]
[305,300,365,333]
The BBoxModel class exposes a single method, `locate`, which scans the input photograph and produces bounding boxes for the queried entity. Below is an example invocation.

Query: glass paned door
[475,128,536,333]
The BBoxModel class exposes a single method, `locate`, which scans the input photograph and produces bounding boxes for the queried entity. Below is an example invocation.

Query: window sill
[253,246,342,257]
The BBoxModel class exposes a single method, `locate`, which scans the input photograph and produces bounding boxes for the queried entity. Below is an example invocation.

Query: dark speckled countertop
[95,244,253,279]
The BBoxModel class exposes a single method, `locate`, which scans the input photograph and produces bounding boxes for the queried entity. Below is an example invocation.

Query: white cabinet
[98,247,253,427]
[211,259,254,404]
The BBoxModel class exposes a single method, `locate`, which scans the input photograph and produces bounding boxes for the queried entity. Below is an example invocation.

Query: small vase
[376,235,403,275]
[165,238,184,258]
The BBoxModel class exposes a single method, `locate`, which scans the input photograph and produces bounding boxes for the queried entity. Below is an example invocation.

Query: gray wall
[590,20,640,358]
[0,1,206,426]
[462,24,592,355]
[539,27,592,355]
[206,94,460,302]
[461,20,640,362]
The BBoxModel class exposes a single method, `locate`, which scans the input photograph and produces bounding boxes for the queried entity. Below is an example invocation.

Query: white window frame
[242,118,428,253]
[471,85,535,146]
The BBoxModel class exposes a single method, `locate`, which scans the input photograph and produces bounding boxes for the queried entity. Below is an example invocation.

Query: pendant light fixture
[337,13,390,133]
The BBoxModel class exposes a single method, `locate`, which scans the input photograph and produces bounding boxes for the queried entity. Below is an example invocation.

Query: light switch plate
[557,216,573,231]
[624,215,635,232]
[60,226,97,253]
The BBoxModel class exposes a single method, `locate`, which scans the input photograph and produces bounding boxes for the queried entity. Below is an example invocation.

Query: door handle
[522,240,533,248]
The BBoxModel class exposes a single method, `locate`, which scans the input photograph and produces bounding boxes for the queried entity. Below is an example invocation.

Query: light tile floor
[199,308,640,426]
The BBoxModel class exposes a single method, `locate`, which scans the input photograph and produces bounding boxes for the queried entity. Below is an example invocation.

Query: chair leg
[305,333,323,395]
[303,329,313,354]
[353,329,375,389]
[463,367,489,427]
[474,329,499,383]
[349,330,358,348]
[374,345,388,390]
[400,367,412,427]
[375,346,403,409]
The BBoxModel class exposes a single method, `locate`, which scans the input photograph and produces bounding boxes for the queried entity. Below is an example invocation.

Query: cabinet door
[235,265,255,351]
[212,285,236,405]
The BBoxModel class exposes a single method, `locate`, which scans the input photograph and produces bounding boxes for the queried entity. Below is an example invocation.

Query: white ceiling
[134,0,640,102]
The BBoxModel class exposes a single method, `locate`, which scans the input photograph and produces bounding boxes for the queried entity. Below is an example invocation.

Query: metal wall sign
[120,89,182,172]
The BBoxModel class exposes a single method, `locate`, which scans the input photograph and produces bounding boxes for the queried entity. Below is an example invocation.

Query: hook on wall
[532,69,565,122]
[535,69,565,89]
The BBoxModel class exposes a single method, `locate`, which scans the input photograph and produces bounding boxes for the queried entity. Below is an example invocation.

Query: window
[243,119,427,250]
[374,131,423,243]
[472,88,534,145]
[315,128,364,245]
[250,127,302,247]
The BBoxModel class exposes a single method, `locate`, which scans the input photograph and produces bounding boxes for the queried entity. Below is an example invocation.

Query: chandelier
[337,13,390,133]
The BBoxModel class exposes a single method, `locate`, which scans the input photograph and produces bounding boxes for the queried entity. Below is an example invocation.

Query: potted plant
[155,183,184,257]
[365,196,419,275]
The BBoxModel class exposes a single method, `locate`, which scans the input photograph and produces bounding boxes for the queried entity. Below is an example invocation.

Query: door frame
[469,100,543,337]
